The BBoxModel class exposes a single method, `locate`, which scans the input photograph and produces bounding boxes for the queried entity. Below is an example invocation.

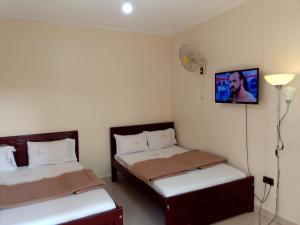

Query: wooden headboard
[0,131,79,167]
[110,122,174,159]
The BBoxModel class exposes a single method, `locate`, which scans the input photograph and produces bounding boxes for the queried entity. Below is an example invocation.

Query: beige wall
[0,19,173,177]
[1,0,300,223]
[172,0,300,224]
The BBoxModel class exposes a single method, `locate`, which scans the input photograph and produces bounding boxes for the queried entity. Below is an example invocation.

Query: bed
[0,130,123,225]
[110,122,254,225]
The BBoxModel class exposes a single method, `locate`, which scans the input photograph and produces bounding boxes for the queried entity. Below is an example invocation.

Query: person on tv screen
[229,72,256,103]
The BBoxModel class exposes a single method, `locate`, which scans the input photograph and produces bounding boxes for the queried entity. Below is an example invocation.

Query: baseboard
[101,175,111,180]
[254,206,297,225]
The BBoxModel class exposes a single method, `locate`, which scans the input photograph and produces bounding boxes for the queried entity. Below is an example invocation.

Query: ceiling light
[122,1,133,14]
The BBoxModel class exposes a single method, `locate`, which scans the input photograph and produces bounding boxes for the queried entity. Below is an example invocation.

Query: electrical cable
[268,157,280,225]
[267,101,290,224]
[245,104,251,175]
[245,104,272,224]
[258,183,267,225]
[259,183,272,225]
[277,102,290,151]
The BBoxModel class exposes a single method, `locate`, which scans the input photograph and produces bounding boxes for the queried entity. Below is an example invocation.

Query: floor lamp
[264,74,296,224]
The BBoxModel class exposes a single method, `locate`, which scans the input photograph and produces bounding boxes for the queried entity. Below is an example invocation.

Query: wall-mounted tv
[215,68,259,104]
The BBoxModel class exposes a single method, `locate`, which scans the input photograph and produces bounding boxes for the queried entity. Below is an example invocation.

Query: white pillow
[145,128,177,150]
[28,138,77,168]
[0,146,18,171]
[114,132,149,155]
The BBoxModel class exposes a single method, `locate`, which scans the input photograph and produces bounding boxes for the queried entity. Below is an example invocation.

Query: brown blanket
[0,169,105,209]
[129,150,227,183]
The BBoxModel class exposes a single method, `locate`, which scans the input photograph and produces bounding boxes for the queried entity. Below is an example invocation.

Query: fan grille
[179,45,200,72]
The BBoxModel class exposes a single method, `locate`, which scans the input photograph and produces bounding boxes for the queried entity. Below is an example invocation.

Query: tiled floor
[104,177,278,225]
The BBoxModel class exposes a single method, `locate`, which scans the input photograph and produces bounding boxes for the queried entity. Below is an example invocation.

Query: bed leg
[112,166,118,182]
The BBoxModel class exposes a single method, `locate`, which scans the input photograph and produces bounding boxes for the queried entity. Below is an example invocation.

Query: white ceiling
[0,0,247,36]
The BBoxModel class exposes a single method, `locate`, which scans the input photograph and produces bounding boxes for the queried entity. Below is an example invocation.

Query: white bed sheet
[150,163,246,197]
[0,162,116,225]
[0,161,84,185]
[115,146,247,198]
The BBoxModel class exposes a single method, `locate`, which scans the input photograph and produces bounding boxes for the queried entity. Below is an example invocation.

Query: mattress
[0,162,116,225]
[115,146,247,198]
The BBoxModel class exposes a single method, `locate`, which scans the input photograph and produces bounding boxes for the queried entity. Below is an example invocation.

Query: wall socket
[263,176,274,186]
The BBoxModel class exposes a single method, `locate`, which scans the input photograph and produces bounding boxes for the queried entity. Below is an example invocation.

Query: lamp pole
[275,85,282,157]
[270,85,293,225]
[264,74,296,225]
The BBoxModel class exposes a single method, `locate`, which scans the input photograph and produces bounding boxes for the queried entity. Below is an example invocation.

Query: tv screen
[215,68,259,104]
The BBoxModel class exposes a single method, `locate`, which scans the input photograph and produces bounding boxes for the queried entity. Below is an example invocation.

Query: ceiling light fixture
[122,1,133,14]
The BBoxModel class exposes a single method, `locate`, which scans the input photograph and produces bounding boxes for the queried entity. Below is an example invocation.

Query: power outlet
[263,176,274,186]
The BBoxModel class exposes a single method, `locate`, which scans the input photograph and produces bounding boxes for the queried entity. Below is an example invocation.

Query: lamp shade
[264,74,295,86]
[283,86,296,101]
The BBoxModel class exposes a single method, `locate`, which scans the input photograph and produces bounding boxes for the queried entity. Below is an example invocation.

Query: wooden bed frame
[110,122,254,225]
[0,130,123,225]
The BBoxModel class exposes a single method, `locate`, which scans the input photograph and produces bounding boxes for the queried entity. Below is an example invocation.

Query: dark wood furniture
[110,122,254,225]
[0,130,123,225]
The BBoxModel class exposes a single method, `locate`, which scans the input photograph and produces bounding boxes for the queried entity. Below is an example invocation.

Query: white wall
[0,18,173,177]
[172,0,300,224]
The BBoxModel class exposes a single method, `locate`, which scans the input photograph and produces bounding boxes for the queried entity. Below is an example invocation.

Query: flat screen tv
[215,68,259,104]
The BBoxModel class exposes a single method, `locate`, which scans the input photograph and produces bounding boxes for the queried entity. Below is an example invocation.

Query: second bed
[110,122,254,225]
